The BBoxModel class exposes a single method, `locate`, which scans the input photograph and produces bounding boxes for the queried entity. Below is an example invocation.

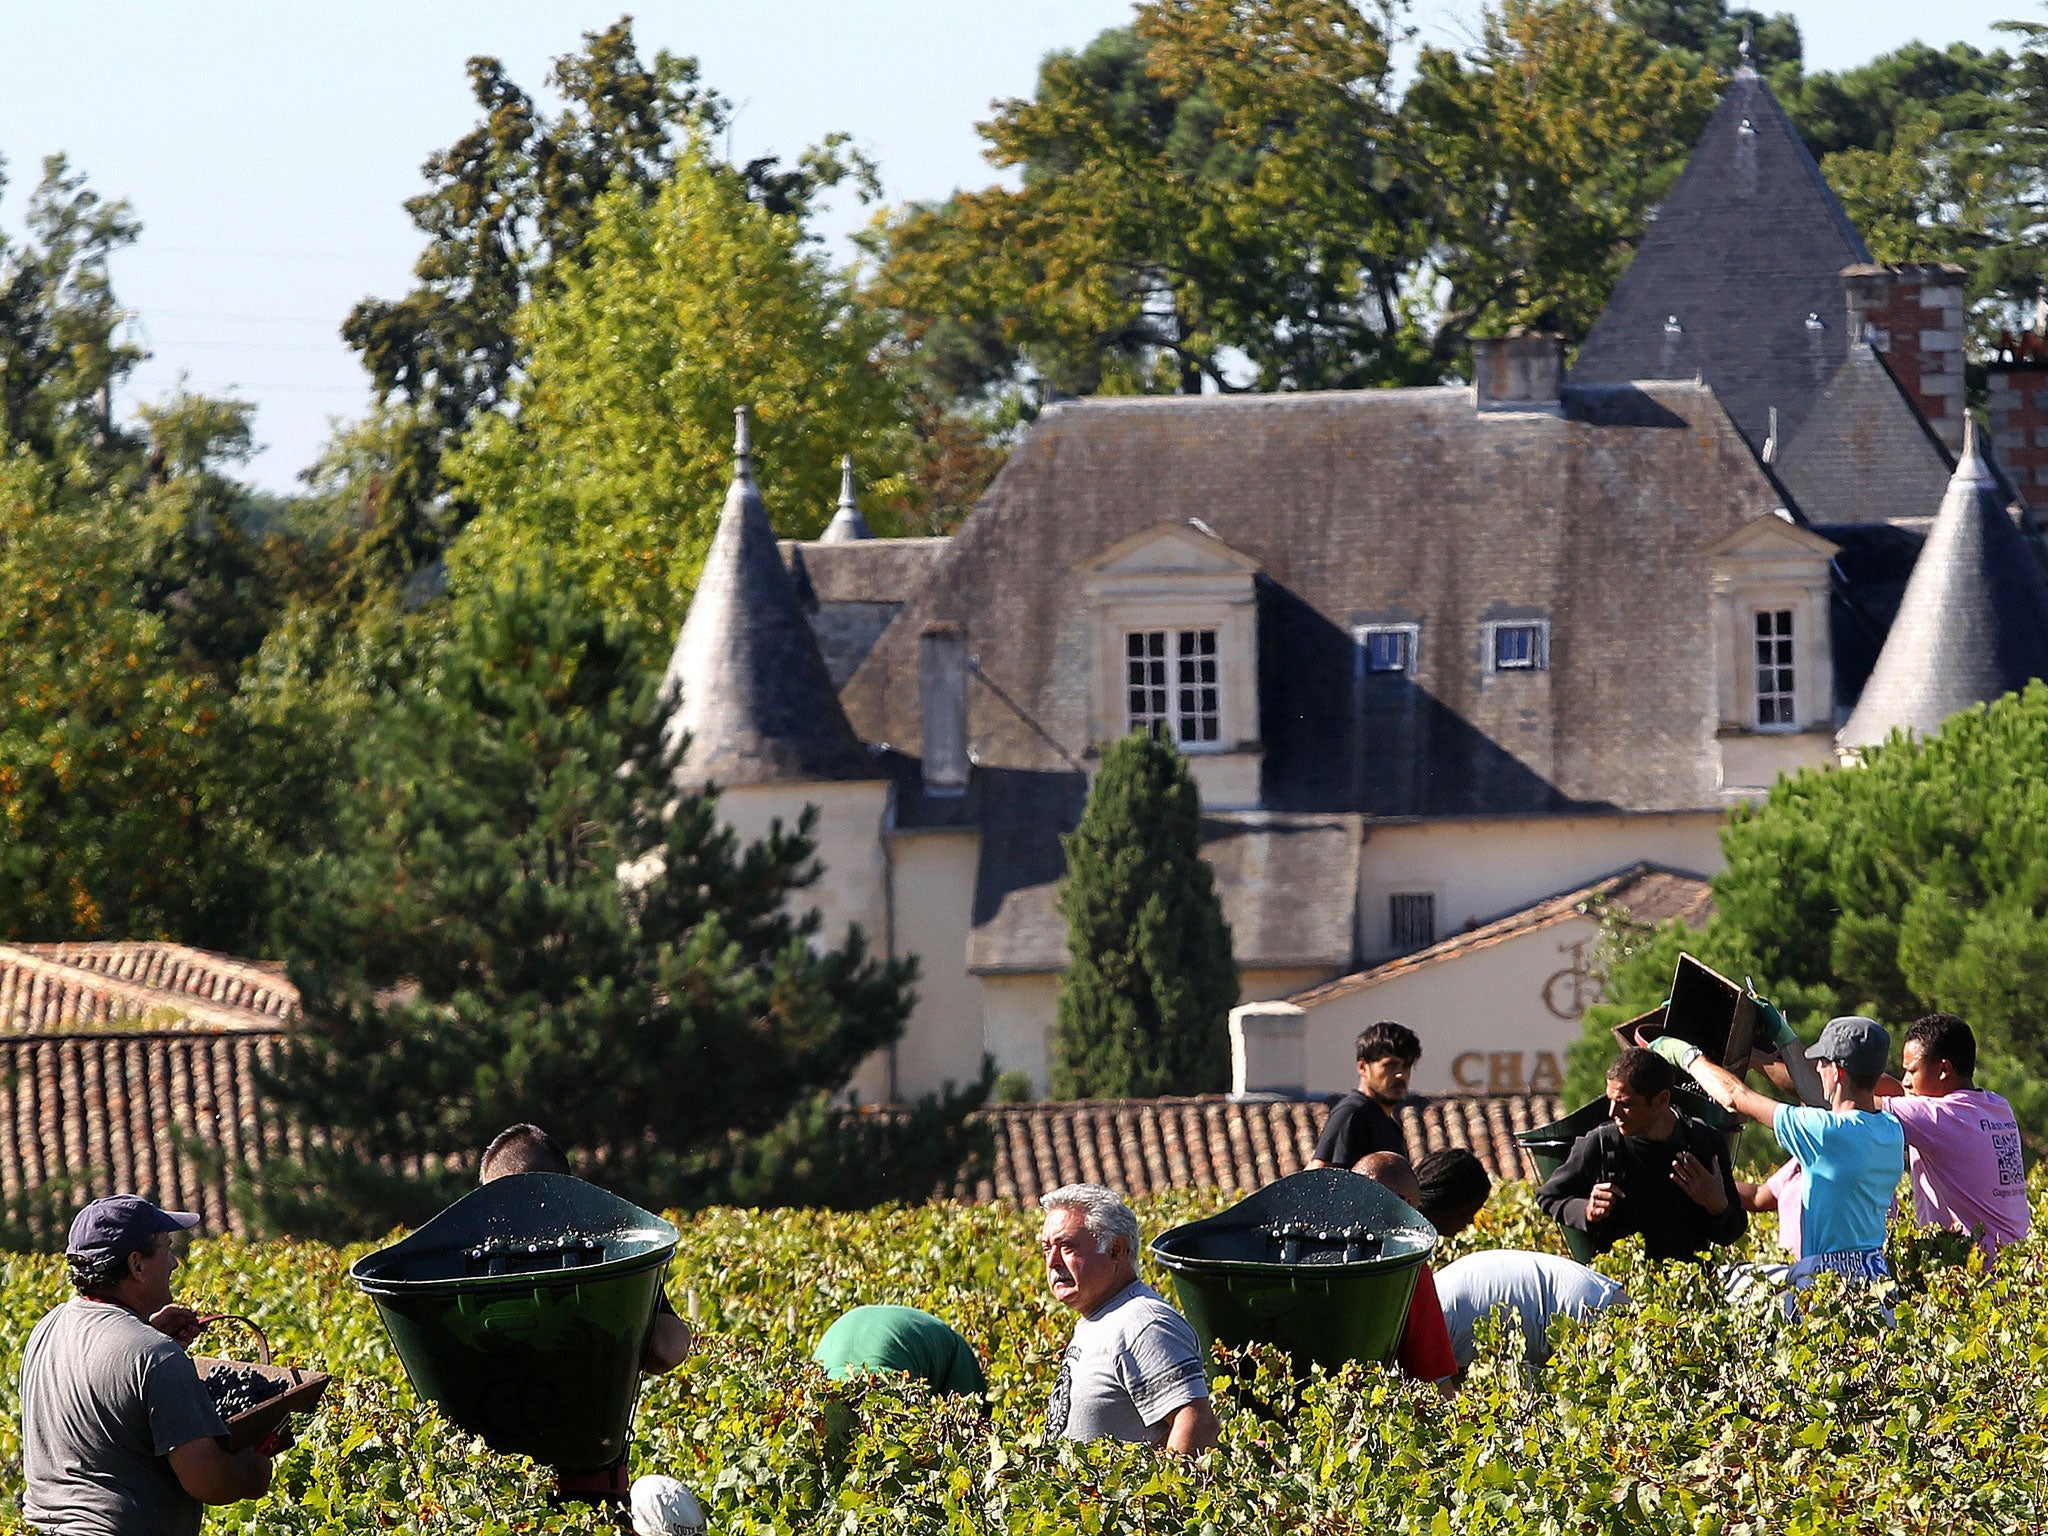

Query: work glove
[1648,1034,1702,1070]
[1752,991,1800,1051]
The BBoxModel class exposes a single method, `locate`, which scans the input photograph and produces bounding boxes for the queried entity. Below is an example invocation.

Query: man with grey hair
[1039,1183,1219,1452]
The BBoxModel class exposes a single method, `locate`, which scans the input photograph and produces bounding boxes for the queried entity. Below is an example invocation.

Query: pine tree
[1051,730,1238,1098]
[250,573,956,1236]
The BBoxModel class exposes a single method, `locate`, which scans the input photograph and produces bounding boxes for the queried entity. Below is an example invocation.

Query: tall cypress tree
[1051,730,1239,1098]
[250,573,955,1237]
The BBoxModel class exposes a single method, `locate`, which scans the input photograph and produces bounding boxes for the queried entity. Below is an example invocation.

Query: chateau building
[664,60,2048,1104]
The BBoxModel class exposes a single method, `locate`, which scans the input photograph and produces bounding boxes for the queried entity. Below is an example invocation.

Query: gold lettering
[1488,1052,1526,1094]
[1451,1052,1487,1091]
[1528,1051,1563,1093]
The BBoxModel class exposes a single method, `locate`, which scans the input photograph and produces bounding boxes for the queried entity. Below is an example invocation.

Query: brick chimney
[1472,332,1565,414]
[1988,336,2048,499]
[1841,263,1966,453]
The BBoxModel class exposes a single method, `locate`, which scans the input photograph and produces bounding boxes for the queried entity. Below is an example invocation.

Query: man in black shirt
[1309,1021,1421,1168]
[1536,1048,1745,1261]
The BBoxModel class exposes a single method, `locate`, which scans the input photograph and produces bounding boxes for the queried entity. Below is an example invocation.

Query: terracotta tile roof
[1,943,299,1033]
[1285,862,1712,1010]
[953,1092,1563,1205]
[0,1028,292,1240]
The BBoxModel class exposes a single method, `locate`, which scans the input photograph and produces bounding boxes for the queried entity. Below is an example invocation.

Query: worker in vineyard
[1433,1251,1627,1371]
[1040,1183,1220,1452]
[1655,1016,1903,1294]
[479,1123,694,1373]
[1308,1022,1420,1167]
[1414,1147,1492,1238]
[1534,1048,1746,1261]
[1353,1154,1457,1395]
[19,1195,290,1536]
[812,1305,987,1397]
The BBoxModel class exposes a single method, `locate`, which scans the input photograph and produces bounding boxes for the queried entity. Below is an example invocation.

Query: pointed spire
[1839,418,2048,748]
[820,453,873,542]
[659,405,879,789]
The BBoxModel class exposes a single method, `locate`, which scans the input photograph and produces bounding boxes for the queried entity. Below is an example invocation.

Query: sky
[0,0,2031,492]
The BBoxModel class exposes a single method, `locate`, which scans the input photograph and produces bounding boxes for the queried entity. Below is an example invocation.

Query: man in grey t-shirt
[1039,1183,1218,1452]
[20,1195,284,1535]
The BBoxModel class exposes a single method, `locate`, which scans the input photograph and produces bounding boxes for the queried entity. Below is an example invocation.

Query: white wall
[889,829,984,1098]
[1295,915,1604,1098]
[1357,813,1722,962]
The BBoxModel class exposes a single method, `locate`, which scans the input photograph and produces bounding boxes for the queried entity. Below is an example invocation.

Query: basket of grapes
[191,1314,330,1451]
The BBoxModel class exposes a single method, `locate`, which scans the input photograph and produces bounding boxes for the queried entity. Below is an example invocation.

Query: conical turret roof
[1838,420,2048,748]
[1571,62,1870,455]
[819,454,872,542]
[661,409,880,789]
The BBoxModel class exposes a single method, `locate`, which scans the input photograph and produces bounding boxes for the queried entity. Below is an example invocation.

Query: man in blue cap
[19,1194,287,1535]
[1655,1016,1905,1294]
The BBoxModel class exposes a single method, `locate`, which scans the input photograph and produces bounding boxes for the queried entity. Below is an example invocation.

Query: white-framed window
[1486,620,1549,672]
[1126,627,1222,746]
[1754,608,1796,727]
[1354,623,1419,676]
[1390,892,1437,954]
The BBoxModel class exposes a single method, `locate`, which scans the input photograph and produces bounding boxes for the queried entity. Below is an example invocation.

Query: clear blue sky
[0,0,2029,491]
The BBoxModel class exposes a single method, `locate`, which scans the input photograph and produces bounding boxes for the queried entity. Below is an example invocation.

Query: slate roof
[964,811,1362,975]
[1571,65,1870,456]
[962,1092,1563,1203]
[661,411,883,789]
[841,384,1782,821]
[1287,864,1712,1009]
[1838,422,2048,747]
[818,455,873,542]
[780,536,951,688]
[1775,344,1955,526]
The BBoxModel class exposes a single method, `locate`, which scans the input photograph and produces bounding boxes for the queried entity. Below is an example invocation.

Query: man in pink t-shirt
[1878,1014,2032,1254]
[1737,1160,1805,1260]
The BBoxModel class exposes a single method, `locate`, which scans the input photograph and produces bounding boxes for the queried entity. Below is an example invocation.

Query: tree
[0,456,264,947]
[252,573,943,1236]
[1404,0,1718,350]
[338,18,874,587]
[1570,684,2048,1139]
[1051,730,1239,1098]
[868,0,1431,402]
[445,142,914,644]
[0,154,143,473]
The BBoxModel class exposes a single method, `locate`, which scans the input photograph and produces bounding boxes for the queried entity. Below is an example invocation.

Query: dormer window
[1754,609,1796,726]
[1127,628,1221,746]
[1487,621,1548,672]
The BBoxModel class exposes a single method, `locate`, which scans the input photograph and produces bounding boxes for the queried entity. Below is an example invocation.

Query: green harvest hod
[350,1173,678,1474]
[1151,1168,1436,1374]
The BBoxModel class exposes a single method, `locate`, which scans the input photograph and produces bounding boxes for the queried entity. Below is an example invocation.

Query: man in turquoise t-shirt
[812,1306,987,1396]
[1656,1015,1904,1291]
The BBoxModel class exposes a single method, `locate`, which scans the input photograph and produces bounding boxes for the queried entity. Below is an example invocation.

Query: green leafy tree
[0,154,143,472]
[253,573,945,1236]
[445,142,913,643]
[0,456,264,946]
[338,18,874,587]
[1404,0,1718,350]
[1571,683,2048,1137]
[868,0,1430,402]
[1052,730,1239,1098]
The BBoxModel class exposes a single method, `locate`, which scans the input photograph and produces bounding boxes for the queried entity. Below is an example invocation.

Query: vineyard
[3,1178,2045,1535]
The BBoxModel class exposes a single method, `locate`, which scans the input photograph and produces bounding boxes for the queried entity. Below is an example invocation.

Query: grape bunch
[205,1365,285,1420]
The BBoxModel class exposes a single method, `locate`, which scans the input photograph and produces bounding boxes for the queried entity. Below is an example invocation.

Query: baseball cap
[66,1195,201,1261]
[630,1475,707,1536]
[1804,1016,1890,1077]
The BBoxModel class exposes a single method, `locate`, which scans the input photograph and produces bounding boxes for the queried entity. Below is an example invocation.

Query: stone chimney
[919,623,970,795]
[1842,263,1966,453]
[1988,333,2048,500]
[1472,332,1565,413]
